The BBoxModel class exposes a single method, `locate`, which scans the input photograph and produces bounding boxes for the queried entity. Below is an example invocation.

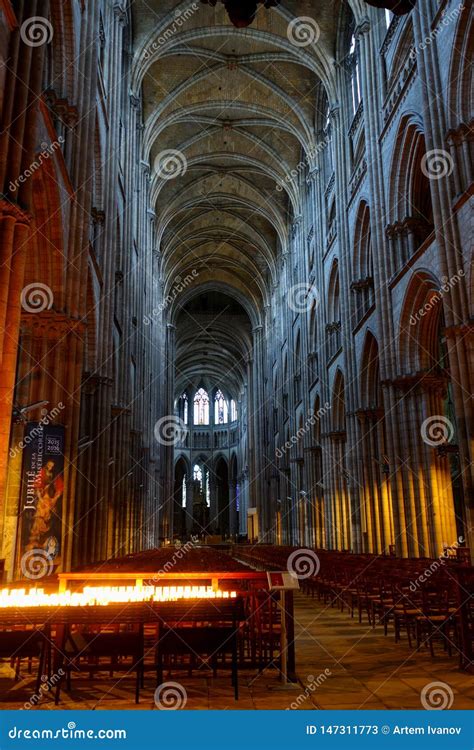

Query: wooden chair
[0,627,47,694]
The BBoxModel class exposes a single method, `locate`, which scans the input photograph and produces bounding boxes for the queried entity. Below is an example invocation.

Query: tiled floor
[0,592,471,710]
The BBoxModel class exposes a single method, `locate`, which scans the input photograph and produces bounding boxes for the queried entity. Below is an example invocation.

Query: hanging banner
[17,422,65,573]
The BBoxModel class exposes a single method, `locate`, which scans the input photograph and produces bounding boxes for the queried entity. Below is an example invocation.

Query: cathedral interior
[0,0,472,712]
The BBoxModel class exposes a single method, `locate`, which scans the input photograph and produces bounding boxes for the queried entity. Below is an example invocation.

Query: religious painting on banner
[17,422,65,568]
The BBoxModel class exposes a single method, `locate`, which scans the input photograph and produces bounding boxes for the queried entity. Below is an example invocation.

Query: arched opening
[214,456,230,539]
[214,389,229,425]
[327,260,342,359]
[387,119,435,272]
[398,272,461,555]
[352,201,375,326]
[173,457,189,540]
[359,332,393,554]
[310,395,325,548]
[329,370,350,550]
[193,388,210,426]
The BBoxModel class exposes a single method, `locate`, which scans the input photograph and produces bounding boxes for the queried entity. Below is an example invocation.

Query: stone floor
[0,592,471,710]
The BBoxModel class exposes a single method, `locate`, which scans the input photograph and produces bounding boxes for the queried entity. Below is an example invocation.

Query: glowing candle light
[0,583,237,608]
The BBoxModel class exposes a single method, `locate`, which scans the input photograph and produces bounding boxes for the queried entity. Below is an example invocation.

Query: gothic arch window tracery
[349,35,361,115]
[180,392,189,424]
[193,463,203,487]
[194,388,209,426]
[214,389,229,424]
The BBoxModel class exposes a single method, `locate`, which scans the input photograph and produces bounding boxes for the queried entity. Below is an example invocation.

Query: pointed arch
[332,369,346,433]
[388,115,434,233]
[193,387,210,426]
[360,330,382,410]
[399,270,445,374]
[328,259,340,324]
[352,201,375,325]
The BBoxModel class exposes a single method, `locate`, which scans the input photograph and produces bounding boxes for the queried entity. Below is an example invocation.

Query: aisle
[292,592,473,709]
[0,591,471,711]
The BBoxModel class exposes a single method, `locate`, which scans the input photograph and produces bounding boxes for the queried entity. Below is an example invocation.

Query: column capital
[354,17,371,39]
[113,2,127,25]
[0,198,32,225]
[306,166,319,184]
[291,214,303,238]
[130,92,141,110]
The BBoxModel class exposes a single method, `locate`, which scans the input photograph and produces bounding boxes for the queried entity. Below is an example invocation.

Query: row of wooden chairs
[0,589,285,704]
[232,545,474,671]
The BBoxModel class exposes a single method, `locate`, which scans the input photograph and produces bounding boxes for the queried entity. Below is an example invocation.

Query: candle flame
[0,586,237,608]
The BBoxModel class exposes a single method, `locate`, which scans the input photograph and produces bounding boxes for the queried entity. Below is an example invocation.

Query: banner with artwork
[17,422,65,576]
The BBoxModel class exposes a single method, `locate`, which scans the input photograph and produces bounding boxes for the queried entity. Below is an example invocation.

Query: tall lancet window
[193,464,203,488]
[182,476,187,508]
[230,399,238,422]
[349,34,361,114]
[182,393,189,424]
[214,390,228,424]
[194,388,209,425]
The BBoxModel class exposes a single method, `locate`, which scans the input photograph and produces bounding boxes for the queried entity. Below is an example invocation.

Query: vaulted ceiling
[131,0,360,393]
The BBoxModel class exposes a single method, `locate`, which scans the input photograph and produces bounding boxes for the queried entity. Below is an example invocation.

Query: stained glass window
[182,393,188,424]
[214,390,228,424]
[193,463,203,488]
[193,388,209,425]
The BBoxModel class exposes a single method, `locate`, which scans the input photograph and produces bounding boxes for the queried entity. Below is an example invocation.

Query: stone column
[411,0,473,551]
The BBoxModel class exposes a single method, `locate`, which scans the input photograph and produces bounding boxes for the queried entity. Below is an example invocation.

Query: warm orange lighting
[0,585,237,608]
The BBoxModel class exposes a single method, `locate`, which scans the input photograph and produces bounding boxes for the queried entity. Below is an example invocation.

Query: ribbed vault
[131,0,355,391]
[174,291,252,398]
